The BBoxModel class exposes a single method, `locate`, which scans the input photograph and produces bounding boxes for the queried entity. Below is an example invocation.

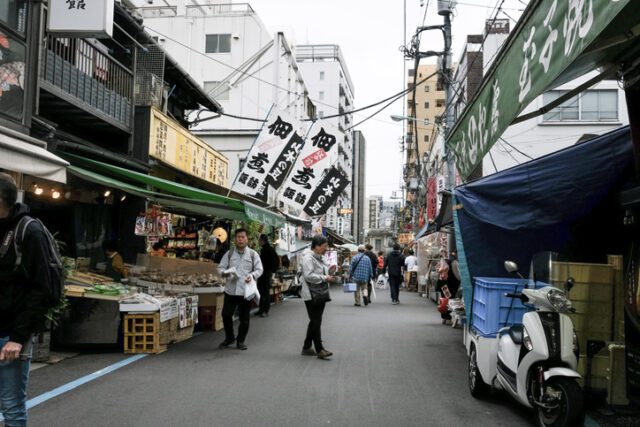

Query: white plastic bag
[244,277,260,304]
[376,274,388,289]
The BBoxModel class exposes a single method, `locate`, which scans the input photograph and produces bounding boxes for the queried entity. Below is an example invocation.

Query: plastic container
[343,282,357,293]
[471,277,548,337]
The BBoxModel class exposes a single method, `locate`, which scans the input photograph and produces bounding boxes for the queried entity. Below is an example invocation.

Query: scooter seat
[508,325,523,345]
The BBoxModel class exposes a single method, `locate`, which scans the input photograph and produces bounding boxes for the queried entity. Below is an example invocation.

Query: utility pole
[442,10,455,190]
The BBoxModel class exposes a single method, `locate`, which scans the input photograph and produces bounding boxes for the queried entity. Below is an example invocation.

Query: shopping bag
[244,277,261,304]
[343,282,357,293]
[376,275,388,289]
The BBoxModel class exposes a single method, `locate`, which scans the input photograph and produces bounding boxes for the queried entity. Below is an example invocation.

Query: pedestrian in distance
[364,244,379,304]
[405,249,418,291]
[255,234,278,318]
[384,243,406,305]
[376,250,385,276]
[299,234,337,359]
[0,173,60,426]
[218,228,263,350]
[348,245,373,307]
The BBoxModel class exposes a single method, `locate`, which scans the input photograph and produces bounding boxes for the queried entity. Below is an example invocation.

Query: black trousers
[222,293,252,343]
[304,300,326,352]
[257,271,273,314]
[389,275,401,301]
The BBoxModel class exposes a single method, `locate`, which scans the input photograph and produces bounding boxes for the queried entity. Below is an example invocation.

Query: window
[319,91,324,101]
[408,69,415,77]
[0,30,25,121]
[203,81,230,101]
[205,34,231,53]
[543,90,618,121]
[319,71,325,80]
[424,85,430,93]
[0,0,27,33]
[424,102,429,109]
[318,111,324,118]
[424,135,429,142]
[375,239,382,251]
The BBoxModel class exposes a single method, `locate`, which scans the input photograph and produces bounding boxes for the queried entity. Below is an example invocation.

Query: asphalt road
[19,287,534,427]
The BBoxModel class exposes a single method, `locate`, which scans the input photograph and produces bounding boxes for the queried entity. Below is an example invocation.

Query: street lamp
[390,114,431,125]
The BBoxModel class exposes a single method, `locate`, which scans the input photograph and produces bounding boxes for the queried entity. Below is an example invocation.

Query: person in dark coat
[384,243,406,305]
[0,173,54,425]
[364,244,379,304]
[256,234,278,317]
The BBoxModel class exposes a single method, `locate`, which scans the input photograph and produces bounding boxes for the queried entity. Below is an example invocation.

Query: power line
[488,149,498,172]
[499,137,533,159]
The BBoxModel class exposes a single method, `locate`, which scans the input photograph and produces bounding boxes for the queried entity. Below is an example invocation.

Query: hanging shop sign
[427,178,437,220]
[338,208,354,215]
[148,107,228,188]
[437,176,445,213]
[47,0,114,38]
[302,167,350,217]
[280,123,345,215]
[232,110,305,202]
[446,0,631,179]
[397,233,414,245]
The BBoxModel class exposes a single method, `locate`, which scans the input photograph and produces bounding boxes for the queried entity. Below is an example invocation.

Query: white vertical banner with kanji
[231,109,305,201]
[278,122,341,214]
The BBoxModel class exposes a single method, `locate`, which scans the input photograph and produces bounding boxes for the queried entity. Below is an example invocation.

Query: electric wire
[499,137,534,160]
[488,149,499,173]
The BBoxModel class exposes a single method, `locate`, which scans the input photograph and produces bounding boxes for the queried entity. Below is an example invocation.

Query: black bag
[309,283,331,305]
[13,217,65,309]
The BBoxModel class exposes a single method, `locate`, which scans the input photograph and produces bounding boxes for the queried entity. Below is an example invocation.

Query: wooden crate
[159,317,194,345]
[124,313,166,354]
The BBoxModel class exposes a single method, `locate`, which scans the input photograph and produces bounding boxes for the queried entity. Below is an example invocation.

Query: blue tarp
[453,126,633,317]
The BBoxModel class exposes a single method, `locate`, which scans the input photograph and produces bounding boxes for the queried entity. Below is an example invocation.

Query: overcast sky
[249,0,526,200]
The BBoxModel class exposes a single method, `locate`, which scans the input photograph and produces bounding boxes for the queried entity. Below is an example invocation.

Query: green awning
[446,0,636,180]
[66,154,285,227]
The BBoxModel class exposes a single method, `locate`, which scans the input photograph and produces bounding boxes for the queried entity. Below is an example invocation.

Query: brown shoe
[317,349,333,359]
[301,348,316,356]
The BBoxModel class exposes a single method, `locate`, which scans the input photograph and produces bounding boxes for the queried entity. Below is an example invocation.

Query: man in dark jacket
[256,234,278,317]
[384,243,406,305]
[0,173,53,426]
[364,244,378,304]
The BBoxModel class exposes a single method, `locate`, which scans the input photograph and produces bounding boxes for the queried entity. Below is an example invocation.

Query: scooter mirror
[565,277,575,292]
[504,261,519,273]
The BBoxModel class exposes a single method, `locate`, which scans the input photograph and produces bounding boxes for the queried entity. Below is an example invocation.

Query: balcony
[39,36,134,134]
[186,3,254,17]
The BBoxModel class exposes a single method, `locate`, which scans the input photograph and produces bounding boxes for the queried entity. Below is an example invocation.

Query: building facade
[135,1,315,187]
[295,44,355,237]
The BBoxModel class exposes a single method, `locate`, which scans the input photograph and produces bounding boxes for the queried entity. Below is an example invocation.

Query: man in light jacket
[348,245,373,307]
[218,228,263,350]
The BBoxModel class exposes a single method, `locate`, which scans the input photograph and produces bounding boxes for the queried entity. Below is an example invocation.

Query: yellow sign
[149,107,228,188]
[398,233,414,245]
[338,208,354,215]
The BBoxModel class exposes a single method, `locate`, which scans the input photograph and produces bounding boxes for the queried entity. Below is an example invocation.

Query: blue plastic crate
[471,277,548,336]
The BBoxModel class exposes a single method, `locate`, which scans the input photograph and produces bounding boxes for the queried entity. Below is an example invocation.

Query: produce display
[132,271,224,288]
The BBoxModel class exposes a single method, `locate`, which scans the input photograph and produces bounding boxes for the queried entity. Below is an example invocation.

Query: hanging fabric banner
[427,178,437,220]
[302,167,349,217]
[232,110,304,201]
[278,123,341,213]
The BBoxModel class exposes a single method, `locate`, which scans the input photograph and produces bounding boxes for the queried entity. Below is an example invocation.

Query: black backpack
[12,216,65,309]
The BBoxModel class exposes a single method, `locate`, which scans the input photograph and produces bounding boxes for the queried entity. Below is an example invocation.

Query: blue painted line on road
[0,354,148,423]
[585,415,601,427]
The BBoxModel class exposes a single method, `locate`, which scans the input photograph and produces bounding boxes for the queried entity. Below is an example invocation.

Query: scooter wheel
[534,377,584,427]
[468,345,488,398]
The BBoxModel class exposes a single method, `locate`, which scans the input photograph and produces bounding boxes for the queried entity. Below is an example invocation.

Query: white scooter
[466,260,585,427]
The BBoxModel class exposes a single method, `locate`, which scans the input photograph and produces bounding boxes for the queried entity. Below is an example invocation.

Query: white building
[134,1,315,187]
[295,45,355,237]
[364,195,382,230]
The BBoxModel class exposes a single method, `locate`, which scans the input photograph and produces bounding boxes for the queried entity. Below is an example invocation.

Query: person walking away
[404,249,418,291]
[218,228,263,350]
[102,240,129,282]
[348,246,373,307]
[256,234,278,317]
[384,244,405,305]
[364,244,379,304]
[0,173,57,426]
[300,234,337,359]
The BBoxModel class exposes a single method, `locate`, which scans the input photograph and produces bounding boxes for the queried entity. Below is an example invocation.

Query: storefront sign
[427,178,437,220]
[47,0,114,38]
[149,107,228,188]
[338,208,353,215]
[398,233,414,245]
[437,176,445,214]
[446,0,630,179]
[280,123,343,214]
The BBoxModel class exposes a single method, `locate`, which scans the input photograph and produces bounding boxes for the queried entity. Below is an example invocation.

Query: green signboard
[447,0,630,179]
